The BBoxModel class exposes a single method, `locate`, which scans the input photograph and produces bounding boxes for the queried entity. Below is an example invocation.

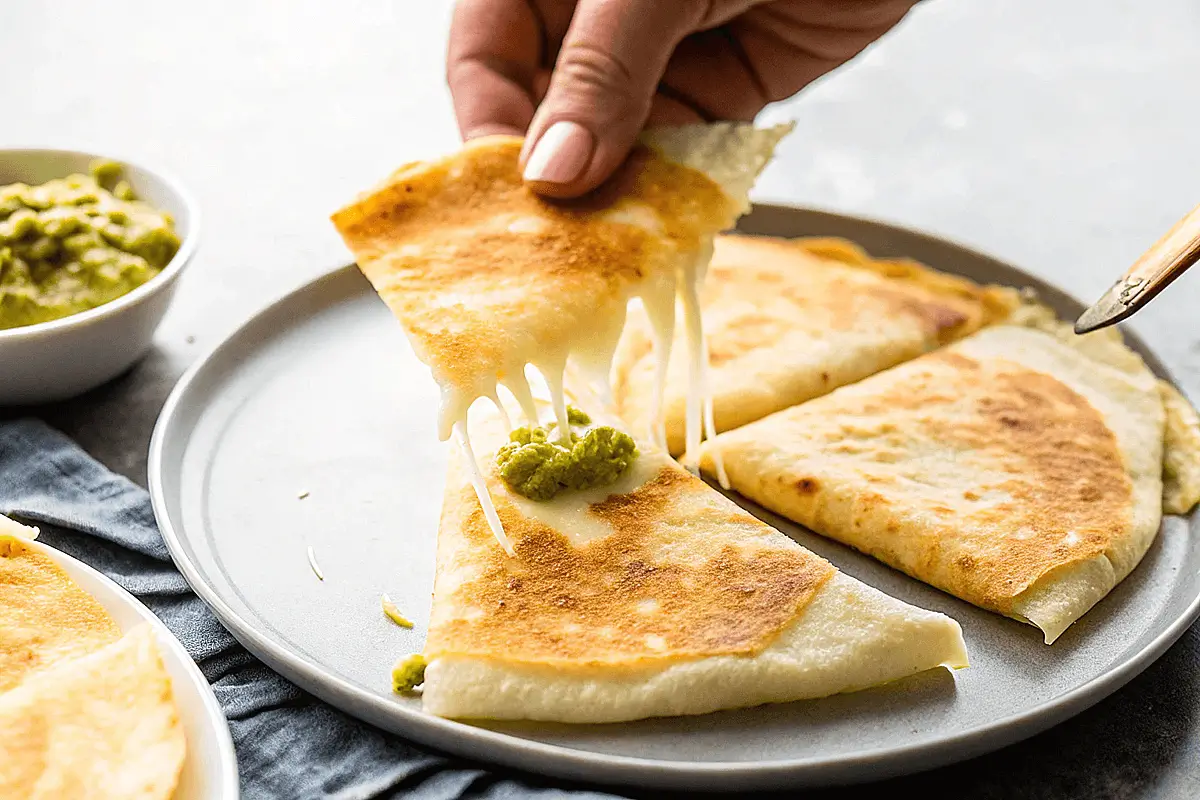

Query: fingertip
[463,123,528,140]
[522,120,596,186]
[522,178,592,200]
[524,137,639,200]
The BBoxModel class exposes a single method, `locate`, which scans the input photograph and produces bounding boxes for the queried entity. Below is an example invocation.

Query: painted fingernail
[523,121,594,184]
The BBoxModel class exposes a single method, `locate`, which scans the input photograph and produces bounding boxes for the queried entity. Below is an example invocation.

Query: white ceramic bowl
[0,149,199,406]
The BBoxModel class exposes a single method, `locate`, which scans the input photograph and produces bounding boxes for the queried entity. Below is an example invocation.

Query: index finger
[447,0,543,139]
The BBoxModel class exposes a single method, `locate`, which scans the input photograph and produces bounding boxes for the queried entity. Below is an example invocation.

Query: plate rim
[25,537,240,800]
[148,203,1200,791]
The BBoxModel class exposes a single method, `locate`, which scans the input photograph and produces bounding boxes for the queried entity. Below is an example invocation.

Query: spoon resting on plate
[1075,204,1200,334]
[1075,205,1200,335]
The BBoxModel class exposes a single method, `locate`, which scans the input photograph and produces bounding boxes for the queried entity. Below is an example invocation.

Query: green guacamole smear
[0,159,181,330]
[392,653,427,693]
[495,406,638,501]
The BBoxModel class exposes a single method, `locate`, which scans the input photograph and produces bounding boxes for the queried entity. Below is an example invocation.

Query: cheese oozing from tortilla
[332,124,789,551]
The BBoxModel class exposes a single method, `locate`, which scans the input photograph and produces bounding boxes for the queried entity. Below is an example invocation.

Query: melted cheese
[486,392,511,433]
[679,260,704,468]
[451,252,732,550]
[508,446,669,548]
[464,392,668,549]
[335,125,791,553]
[637,280,678,452]
[501,368,539,427]
[454,421,513,556]
[671,246,728,485]
[441,214,716,551]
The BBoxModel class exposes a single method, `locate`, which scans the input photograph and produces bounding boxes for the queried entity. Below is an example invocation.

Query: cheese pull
[332,123,790,549]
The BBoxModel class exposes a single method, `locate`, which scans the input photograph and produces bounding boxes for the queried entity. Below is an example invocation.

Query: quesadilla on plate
[414,405,967,723]
[613,234,1017,455]
[332,124,790,552]
[0,624,185,800]
[701,316,1200,643]
[0,517,121,693]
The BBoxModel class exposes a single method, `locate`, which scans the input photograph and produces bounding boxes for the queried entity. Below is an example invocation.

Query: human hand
[447,0,918,197]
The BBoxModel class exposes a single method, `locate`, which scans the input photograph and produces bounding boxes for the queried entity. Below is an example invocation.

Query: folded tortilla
[701,318,1200,643]
[0,519,121,693]
[418,407,967,723]
[0,624,186,800]
[613,234,1017,454]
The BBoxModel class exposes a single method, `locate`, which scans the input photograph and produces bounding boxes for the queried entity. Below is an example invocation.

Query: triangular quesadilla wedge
[0,624,186,800]
[331,124,790,553]
[700,317,1200,644]
[0,518,121,693]
[414,405,967,723]
[613,234,1018,455]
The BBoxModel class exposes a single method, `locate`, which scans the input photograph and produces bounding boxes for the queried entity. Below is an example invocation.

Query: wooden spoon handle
[1075,204,1200,333]
[1118,204,1200,305]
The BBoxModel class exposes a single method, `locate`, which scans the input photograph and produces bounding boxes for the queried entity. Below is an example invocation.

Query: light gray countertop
[4,1,1199,797]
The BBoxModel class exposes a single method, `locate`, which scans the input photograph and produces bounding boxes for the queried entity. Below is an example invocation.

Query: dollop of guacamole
[0,160,180,330]
[495,406,638,501]
[392,653,427,693]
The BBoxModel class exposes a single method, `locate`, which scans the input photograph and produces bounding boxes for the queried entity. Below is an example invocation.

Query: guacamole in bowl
[0,147,197,406]
[0,160,181,330]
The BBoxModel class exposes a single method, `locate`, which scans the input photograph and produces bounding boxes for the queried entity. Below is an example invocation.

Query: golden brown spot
[868,287,971,343]
[427,467,835,665]
[797,238,871,266]
[932,351,979,372]
[795,477,820,495]
[708,311,792,366]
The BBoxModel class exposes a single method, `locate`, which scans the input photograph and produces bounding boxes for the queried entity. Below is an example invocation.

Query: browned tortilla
[703,324,1167,642]
[331,135,736,413]
[0,534,121,693]
[425,416,836,667]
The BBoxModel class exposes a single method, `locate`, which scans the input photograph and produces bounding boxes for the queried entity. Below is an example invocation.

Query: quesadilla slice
[0,624,185,800]
[1157,381,1200,514]
[412,405,967,723]
[613,234,1018,455]
[0,518,121,693]
[701,319,1200,643]
[331,124,790,552]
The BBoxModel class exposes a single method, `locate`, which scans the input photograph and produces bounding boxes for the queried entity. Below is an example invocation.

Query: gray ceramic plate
[149,206,1200,792]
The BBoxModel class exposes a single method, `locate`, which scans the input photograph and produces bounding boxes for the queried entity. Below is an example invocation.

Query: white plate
[27,537,239,800]
[148,206,1200,791]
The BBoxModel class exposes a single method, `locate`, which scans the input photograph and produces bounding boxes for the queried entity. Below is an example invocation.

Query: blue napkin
[0,417,623,800]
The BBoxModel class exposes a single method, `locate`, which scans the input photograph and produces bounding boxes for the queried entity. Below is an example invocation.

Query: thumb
[520,0,704,198]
